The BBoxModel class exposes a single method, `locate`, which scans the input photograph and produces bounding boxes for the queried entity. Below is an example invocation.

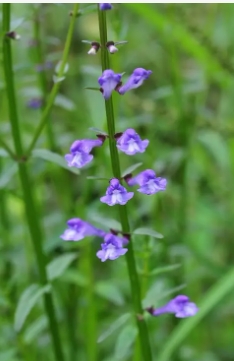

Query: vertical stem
[2,4,65,361]
[33,6,56,150]
[26,3,79,155]
[98,8,152,361]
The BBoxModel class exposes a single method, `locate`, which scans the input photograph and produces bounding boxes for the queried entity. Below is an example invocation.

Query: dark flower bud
[6,31,21,40]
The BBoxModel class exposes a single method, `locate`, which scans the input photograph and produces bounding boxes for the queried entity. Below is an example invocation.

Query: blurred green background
[1,3,234,361]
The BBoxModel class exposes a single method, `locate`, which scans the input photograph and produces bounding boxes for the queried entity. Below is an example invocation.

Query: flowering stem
[26,4,79,155]
[2,4,64,361]
[98,8,152,361]
[33,6,56,150]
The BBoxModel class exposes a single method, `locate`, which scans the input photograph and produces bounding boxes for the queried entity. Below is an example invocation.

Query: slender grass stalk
[2,4,64,361]
[26,3,79,155]
[98,8,152,361]
[33,6,56,150]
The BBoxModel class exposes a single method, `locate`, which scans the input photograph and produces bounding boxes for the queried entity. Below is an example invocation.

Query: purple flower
[27,98,43,109]
[116,128,149,155]
[97,233,128,262]
[60,218,105,241]
[146,295,199,318]
[126,169,167,195]
[100,178,134,206]
[118,68,152,95]
[99,3,112,10]
[98,70,122,100]
[65,138,104,168]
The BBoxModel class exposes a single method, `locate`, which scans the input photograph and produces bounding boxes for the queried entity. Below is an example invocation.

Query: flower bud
[6,31,21,40]
[106,41,118,54]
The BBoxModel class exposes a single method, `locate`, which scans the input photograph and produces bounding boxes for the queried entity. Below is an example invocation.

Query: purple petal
[98,70,122,100]
[118,68,152,95]
[65,152,93,168]
[116,128,149,155]
[99,3,112,10]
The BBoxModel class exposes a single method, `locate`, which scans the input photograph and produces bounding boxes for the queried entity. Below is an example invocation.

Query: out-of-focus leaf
[90,214,121,231]
[143,282,186,308]
[133,227,164,239]
[32,149,80,174]
[0,149,9,157]
[95,282,124,306]
[53,75,65,84]
[61,270,88,287]
[122,162,142,177]
[0,349,17,361]
[139,264,181,277]
[0,163,17,189]
[11,17,25,30]
[197,130,230,171]
[89,127,108,135]
[14,284,51,332]
[87,176,109,181]
[54,94,75,111]
[24,316,47,344]
[55,61,69,75]
[158,266,234,361]
[85,87,101,91]
[114,324,138,360]
[47,253,77,281]
[98,313,131,343]
[79,4,97,16]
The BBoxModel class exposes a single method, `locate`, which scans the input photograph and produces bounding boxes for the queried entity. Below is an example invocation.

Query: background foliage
[1,3,234,361]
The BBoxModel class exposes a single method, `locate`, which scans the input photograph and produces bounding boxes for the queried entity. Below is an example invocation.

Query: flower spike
[146,295,199,318]
[116,128,149,155]
[118,68,152,95]
[125,169,167,195]
[100,178,134,206]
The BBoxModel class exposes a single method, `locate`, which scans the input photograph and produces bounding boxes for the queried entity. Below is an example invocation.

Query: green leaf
[95,281,124,306]
[90,214,121,231]
[125,4,229,83]
[32,149,80,174]
[157,266,234,361]
[55,61,69,75]
[98,313,131,343]
[197,130,230,171]
[89,127,108,136]
[140,264,181,277]
[0,149,8,157]
[85,87,101,92]
[0,349,17,361]
[87,176,109,181]
[53,75,65,84]
[24,316,47,344]
[133,227,164,239]
[61,269,88,287]
[122,162,142,177]
[47,253,77,281]
[14,284,51,332]
[114,324,138,360]
[54,94,75,111]
[0,163,17,189]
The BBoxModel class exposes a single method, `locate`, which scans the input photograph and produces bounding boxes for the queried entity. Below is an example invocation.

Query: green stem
[26,4,79,155]
[33,7,56,150]
[2,4,65,361]
[98,8,152,361]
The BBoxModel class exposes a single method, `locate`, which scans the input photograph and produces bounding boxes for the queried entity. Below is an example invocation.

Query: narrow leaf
[0,163,17,189]
[158,266,234,361]
[87,176,109,181]
[89,127,108,136]
[133,227,164,239]
[47,253,77,281]
[98,313,131,343]
[122,162,142,177]
[24,316,47,344]
[114,324,138,360]
[32,149,80,175]
[95,282,124,306]
[85,87,101,91]
[14,284,51,332]
[0,149,8,157]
